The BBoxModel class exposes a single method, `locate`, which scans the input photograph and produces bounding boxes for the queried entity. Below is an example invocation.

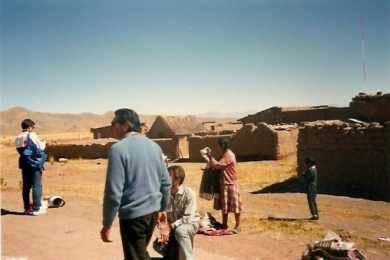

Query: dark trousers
[307,190,318,217]
[162,234,179,260]
[119,212,158,260]
[22,168,42,211]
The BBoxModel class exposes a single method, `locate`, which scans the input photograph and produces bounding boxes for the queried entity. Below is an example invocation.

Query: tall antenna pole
[359,16,367,89]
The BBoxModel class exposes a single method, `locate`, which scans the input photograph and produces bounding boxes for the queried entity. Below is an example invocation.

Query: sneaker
[32,207,47,216]
[310,215,319,220]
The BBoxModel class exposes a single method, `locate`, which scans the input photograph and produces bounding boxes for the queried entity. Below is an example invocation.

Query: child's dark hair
[21,119,35,130]
[218,138,231,151]
[305,157,316,166]
[167,165,185,185]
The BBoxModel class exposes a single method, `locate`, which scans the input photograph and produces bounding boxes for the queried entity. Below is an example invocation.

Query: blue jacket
[103,132,171,227]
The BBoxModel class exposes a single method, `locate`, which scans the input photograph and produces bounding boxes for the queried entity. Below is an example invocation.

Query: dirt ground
[1,144,390,260]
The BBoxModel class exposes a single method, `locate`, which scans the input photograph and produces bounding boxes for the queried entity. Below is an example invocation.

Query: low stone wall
[188,134,233,162]
[298,120,390,201]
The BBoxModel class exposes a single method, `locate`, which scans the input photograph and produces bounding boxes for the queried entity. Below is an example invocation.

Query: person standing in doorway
[100,108,171,260]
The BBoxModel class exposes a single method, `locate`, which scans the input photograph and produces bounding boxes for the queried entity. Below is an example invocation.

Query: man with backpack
[15,119,47,216]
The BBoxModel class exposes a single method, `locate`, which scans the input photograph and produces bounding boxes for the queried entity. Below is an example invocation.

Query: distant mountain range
[195,111,257,119]
[0,107,250,135]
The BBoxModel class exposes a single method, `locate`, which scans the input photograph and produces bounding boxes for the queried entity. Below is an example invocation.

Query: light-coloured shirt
[210,149,238,185]
[167,186,199,229]
[15,131,46,150]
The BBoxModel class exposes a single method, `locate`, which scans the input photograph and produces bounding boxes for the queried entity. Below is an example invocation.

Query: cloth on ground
[197,212,233,236]
[198,228,233,236]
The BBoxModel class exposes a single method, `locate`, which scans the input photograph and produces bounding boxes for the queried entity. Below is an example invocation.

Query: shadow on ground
[250,177,304,194]
[261,216,312,222]
[1,208,29,216]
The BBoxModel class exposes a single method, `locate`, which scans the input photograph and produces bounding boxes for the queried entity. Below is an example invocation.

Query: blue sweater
[102,132,171,227]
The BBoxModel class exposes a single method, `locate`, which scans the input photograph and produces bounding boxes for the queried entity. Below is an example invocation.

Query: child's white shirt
[15,131,46,150]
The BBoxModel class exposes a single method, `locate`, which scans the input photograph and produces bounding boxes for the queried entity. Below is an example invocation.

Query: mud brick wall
[47,137,180,160]
[350,93,390,123]
[46,139,116,159]
[231,124,265,159]
[279,107,351,124]
[253,123,278,160]
[188,134,233,162]
[152,138,180,160]
[298,121,390,201]
[231,123,298,160]
[91,126,113,139]
[241,107,351,124]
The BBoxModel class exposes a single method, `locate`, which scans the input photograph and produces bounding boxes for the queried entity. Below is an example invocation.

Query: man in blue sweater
[100,108,171,260]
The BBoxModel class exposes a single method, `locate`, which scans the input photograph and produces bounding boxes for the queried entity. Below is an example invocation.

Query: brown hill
[0,107,156,135]
[0,107,233,136]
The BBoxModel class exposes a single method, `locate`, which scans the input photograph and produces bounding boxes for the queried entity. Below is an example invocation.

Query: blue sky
[1,0,389,115]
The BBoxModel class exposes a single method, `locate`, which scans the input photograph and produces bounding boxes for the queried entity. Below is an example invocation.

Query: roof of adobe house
[153,115,205,135]
[238,105,346,121]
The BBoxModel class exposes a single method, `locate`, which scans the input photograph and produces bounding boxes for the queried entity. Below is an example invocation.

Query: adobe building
[201,121,243,134]
[239,105,351,125]
[350,92,390,123]
[91,126,113,139]
[298,120,390,201]
[91,123,149,139]
[188,134,233,162]
[188,123,298,162]
[231,123,298,161]
[147,115,204,159]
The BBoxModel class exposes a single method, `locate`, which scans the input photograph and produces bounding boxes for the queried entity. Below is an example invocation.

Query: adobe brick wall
[231,123,298,160]
[46,137,181,161]
[91,126,113,139]
[350,93,390,123]
[46,139,116,159]
[298,120,389,201]
[152,138,179,160]
[188,134,233,162]
[241,107,351,124]
[231,124,263,159]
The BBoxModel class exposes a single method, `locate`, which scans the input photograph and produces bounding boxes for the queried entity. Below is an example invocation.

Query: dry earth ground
[1,140,390,260]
